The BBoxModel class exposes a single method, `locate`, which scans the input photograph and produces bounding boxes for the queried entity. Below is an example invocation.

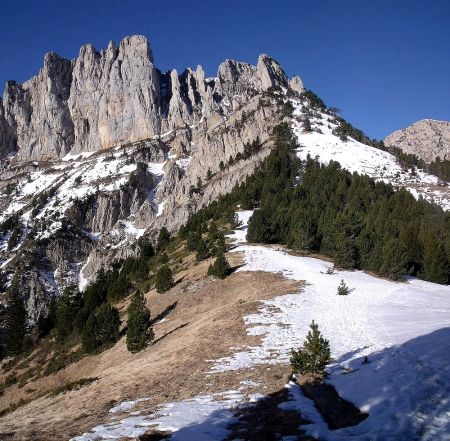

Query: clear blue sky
[0,0,449,139]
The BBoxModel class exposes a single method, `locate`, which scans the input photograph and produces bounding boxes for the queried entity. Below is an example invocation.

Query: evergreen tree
[196,240,210,261]
[337,279,350,295]
[82,314,98,353]
[83,269,108,317]
[126,291,153,353]
[156,227,171,253]
[155,265,174,293]
[82,304,120,353]
[55,287,75,342]
[4,285,27,356]
[139,239,155,260]
[246,209,271,243]
[187,231,202,252]
[107,271,131,302]
[207,253,231,279]
[290,320,331,376]
[96,304,120,346]
[333,234,357,269]
[422,236,449,284]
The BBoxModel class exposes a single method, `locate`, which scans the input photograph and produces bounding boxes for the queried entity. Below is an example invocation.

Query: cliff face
[385,119,450,163]
[1,35,299,162]
[0,35,300,323]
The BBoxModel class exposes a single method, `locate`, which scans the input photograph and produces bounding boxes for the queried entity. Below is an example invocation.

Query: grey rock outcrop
[3,53,74,161]
[69,36,161,154]
[0,35,302,324]
[385,119,450,163]
[0,35,298,161]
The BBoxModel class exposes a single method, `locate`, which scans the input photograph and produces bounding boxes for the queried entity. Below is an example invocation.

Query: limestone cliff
[385,119,450,163]
[0,35,300,323]
[1,35,298,162]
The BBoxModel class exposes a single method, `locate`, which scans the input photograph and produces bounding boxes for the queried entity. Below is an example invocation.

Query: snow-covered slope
[290,99,450,210]
[74,211,450,440]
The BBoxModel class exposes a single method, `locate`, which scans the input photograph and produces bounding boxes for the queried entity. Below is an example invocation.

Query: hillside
[1,35,450,441]
[2,212,448,440]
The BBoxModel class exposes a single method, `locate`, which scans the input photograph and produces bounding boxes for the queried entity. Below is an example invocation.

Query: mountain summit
[0,35,302,162]
[385,119,450,163]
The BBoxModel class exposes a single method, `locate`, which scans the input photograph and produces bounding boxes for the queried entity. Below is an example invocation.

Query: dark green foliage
[176,123,449,285]
[207,222,226,255]
[195,240,210,261]
[126,291,153,353]
[247,209,272,243]
[106,271,131,302]
[4,285,27,356]
[55,286,82,342]
[156,227,171,253]
[37,296,57,338]
[82,304,120,353]
[290,320,331,376]
[82,269,108,317]
[337,279,350,296]
[422,234,449,284]
[187,231,202,252]
[207,253,231,279]
[301,89,327,111]
[139,238,155,260]
[389,148,450,182]
[155,265,174,293]
[243,130,449,284]
[332,116,385,149]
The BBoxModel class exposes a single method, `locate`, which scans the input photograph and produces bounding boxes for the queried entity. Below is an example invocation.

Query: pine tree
[4,285,27,356]
[155,265,174,293]
[126,291,154,353]
[82,304,120,353]
[55,288,74,342]
[196,240,210,261]
[422,235,449,284]
[290,320,331,376]
[156,227,171,253]
[82,314,98,353]
[337,279,350,295]
[207,253,231,279]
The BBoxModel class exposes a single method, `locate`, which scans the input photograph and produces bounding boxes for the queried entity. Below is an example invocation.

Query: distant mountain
[385,119,450,163]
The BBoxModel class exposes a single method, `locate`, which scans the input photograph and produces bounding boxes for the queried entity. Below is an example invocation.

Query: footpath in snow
[73,210,450,441]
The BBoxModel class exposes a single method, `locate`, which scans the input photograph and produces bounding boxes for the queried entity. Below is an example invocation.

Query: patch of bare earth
[0,251,303,440]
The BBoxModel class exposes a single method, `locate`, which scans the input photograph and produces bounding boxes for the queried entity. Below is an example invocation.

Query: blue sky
[0,0,449,139]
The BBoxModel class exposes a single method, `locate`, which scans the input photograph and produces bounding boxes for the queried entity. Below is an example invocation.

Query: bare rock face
[0,35,302,323]
[69,35,161,154]
[0,101,15,158]
[3,53,74,161]
[385,119,450,163]
[0,35,298,162]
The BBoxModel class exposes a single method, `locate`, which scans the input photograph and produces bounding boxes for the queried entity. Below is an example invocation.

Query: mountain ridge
[0,35,303,162]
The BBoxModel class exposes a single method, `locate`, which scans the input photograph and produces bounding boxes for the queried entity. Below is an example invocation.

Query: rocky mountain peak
[0,35,298,163]
[384,118,450,163]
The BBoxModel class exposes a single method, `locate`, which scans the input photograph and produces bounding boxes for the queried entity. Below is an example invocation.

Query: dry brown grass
[0,251,302,441]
